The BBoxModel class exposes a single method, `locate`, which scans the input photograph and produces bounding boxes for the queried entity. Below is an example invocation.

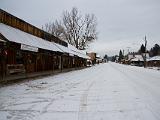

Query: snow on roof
[96,54,100,58]
[0,23,90,59]
[131,55,144,62]
[0,23,62,52]
[53,42,70,53]
[128,54,134,60]
[68,44,90,59]
[148,56,160,61]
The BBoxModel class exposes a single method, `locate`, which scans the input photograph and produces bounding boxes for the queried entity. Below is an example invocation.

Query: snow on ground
[0,62,160,120]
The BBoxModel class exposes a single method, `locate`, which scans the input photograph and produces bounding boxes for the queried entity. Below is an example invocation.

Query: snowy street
[0,62,160,120]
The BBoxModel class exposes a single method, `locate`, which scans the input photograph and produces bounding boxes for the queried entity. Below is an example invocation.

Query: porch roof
[0,23,90,59]
[68,44,90,59]
[0,23,62,52]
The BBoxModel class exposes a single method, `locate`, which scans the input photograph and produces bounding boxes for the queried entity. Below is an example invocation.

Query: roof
[68,44,90,59]
[128,54,134,60]
[148,56,160,61]
[0,23,62,52]
[53,42,70,53]
[0,23,90,59]
[96,54,100,58]
[131,55,144,62]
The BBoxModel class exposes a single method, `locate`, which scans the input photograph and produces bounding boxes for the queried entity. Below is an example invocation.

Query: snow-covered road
[0,62,160,120]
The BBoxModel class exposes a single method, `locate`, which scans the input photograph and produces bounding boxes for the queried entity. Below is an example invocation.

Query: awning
[0,23,62,52]
[68,44,90,59]
[53,42,70,54]
[0,23,90,59]
[54,42,90,59]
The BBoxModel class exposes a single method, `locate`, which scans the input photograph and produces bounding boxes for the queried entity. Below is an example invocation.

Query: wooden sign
[21,44,38,52]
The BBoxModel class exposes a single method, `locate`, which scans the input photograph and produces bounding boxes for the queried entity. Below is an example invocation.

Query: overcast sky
[1,0,160,56]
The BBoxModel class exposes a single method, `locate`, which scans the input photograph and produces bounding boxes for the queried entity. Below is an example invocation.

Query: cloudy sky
[1,0,160,56]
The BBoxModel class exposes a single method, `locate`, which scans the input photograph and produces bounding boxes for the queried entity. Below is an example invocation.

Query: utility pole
[126,47,131,60]
[144,35,147,68]
[123,49,124,58]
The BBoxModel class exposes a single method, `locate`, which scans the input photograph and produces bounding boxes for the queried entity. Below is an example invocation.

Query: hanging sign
[21,44,38,52]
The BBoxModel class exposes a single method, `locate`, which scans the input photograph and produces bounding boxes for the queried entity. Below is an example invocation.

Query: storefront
[0,13,90,82]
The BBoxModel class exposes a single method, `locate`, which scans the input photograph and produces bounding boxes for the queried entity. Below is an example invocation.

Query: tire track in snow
[78,81,95,120]
[40,67,98,114]
[77,64,109,120]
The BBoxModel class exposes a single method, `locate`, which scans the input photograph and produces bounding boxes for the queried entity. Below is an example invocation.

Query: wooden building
[0,9,90,83]
[147,56,160,67]
[87,52,96,65]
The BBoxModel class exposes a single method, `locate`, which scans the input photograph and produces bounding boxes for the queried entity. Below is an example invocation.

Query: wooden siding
[0,9,88,83]
[0,9,68,47]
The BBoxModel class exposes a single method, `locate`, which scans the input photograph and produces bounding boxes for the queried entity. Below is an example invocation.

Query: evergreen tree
[111,56,116,62]
[104,54,108,60]
[138,44,145,53]
[118,50,123,61]
[149,44,160,57]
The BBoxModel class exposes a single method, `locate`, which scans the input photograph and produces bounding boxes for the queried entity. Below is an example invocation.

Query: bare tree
[43,20,64,39]
[43,7,97,49]
[80,14,97,49]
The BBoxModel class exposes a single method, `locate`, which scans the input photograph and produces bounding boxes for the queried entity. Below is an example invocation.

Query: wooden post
[2,44,7,81]
[59,56,63,71]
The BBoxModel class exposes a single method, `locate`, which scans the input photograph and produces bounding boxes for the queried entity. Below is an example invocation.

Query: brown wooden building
[87,52,96,65]
[147,56,160,67]
[0,9,90,83]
